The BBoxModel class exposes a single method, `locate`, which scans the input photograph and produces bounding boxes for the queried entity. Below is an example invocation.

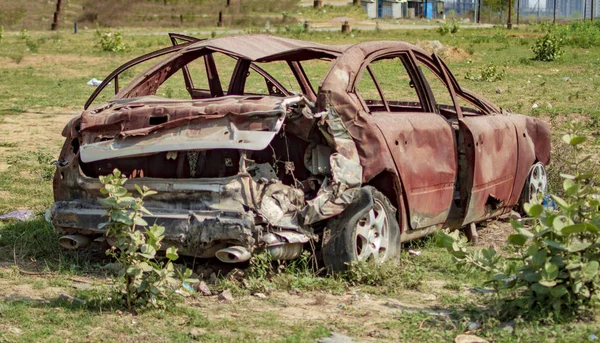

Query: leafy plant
[25,37,44,53]
[532,32,564,61]
[18,29,29,40]
[0,27,3,44]
[95,29,129,52]
[437,123,600,320]
[345,257,424,293]
[465,63,506,82]
[99,169,195,310]
[438,20,459,36]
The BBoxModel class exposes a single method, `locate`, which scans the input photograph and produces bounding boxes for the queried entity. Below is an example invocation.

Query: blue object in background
[542,194,558,211]
[424,1,433,19]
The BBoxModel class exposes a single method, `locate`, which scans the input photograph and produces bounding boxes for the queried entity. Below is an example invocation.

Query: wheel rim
[354,199,389,262]
[527,163,548,203]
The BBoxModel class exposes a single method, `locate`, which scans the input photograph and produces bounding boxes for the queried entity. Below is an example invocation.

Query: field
[1,20,600,342]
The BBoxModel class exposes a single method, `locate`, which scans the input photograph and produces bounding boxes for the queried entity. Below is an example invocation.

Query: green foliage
[344,257,424,293]
[99,169,195,310]
[0,27,3,44]
[532,32,564,61]
[95,29,129,53]
[437,125,600,320]
[554,21,600,49]
[465,63,506,82]
[25,38,45,54]
[438,20,460,36]
[18,29,29,40]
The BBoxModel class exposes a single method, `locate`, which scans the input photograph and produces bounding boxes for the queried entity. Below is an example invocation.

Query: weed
[438,20,460,36]
[18,29,30,40]
[99,169,196,310]
[0,141,17,148]
[25,37,45,53]
[345,255,424,293]
[95,29,129,53]
[532,32,564,61]
[164,86,174,99]
[465,63,506,82]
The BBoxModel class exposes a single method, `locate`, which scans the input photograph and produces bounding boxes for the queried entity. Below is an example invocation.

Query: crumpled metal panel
[370,112,457,229]
[79,96,300,162]
[460,115,518,224]
[505,114,551,207]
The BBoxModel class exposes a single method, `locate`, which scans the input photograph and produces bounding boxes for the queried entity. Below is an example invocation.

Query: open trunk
[52,95,327,260]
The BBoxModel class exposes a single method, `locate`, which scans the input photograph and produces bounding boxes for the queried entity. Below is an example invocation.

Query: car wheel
[520,162,548,211]
[322,186,401,273]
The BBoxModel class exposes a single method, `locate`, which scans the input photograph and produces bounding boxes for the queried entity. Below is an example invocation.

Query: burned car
[51,34,550,271]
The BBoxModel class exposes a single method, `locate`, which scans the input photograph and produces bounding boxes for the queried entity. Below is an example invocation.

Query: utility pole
[553,0,558,23]
[477,0,482,23]
[507,0,513,29]
[592,0,595,22]
[516,0,520,25]
[584,0,587,20]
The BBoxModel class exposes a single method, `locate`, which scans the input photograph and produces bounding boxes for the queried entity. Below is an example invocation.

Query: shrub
[532,32,564,61]
[25,37,44,53]
[100,169,195,310]
[95,29,129,52]
[465,63,506,82]
[0,27,3,43]
[18,29,29,40]
[437,123,600,320]
[438,20,459,36]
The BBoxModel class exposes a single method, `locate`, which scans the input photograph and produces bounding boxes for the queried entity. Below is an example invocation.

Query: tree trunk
[51,0,63,31]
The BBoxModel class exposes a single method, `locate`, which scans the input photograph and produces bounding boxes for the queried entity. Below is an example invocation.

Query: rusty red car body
[51,34,550,270]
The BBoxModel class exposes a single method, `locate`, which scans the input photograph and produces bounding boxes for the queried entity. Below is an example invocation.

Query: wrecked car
[51,34,550,272]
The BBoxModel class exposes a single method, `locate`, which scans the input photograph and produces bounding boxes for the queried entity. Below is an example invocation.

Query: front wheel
[322,187,401,273]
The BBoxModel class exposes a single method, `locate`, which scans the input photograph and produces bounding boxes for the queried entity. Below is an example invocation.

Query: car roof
[178,34,430,62]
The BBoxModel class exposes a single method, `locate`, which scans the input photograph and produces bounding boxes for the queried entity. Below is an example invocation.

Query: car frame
[51,34,550,271]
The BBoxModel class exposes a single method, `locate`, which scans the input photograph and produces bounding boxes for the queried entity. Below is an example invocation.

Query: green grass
[1,23,600,342]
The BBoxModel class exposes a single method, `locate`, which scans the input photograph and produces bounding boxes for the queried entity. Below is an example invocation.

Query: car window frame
[352,49,437,115]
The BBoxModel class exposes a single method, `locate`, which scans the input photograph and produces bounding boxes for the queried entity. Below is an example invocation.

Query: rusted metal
[53,34,551,261]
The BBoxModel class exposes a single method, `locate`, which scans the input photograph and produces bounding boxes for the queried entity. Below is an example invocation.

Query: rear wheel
[322,187,401,273]
[520,162,548,211]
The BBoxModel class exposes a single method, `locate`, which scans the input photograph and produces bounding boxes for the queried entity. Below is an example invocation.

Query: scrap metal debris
[0,210,34,222]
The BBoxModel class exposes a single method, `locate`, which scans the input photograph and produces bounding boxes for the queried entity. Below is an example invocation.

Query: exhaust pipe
[59,235,91,250]
[215,246,251,263]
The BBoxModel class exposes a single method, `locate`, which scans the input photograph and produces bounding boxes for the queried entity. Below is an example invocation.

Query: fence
[444,0,597,24]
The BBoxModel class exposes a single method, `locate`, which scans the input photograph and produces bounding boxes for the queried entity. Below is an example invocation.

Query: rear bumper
[51,201,256,257]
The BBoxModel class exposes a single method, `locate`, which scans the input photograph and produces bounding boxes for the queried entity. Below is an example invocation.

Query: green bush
[555,21,600,48]
[465,63,506,82]
[95,29,129,52]
[100,169,195,310]
[438,20,459,36]
[25,37,45,53]
[532,32,564,61]
[437,123,600,320]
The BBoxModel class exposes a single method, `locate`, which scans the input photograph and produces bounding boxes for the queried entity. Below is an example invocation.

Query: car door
[354,51,458,230]
[430,55,519,225]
